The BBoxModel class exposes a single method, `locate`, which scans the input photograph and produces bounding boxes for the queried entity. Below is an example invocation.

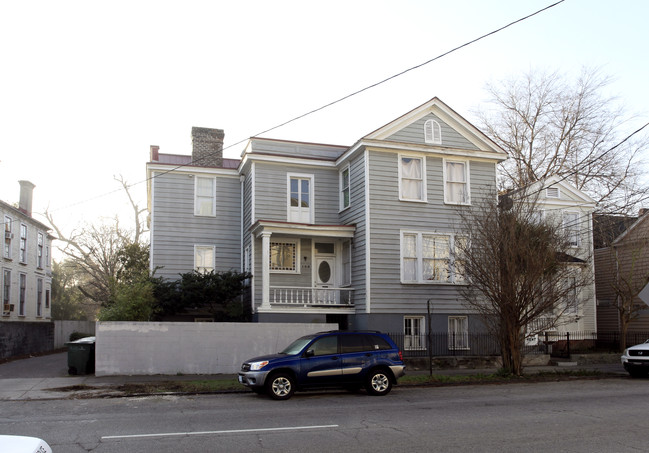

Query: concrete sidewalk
[0,351,628,401]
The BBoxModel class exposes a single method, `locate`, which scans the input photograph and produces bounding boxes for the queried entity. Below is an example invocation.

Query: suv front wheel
[266,372,296,400]
[365,369,392,396]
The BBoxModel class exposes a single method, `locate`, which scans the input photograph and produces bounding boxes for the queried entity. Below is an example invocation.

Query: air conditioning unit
[4,231,13,239]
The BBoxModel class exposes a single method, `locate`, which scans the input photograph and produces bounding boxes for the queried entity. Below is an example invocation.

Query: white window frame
[2,269,10,316]
[424,119,442,145]
[4,216,12,259]
[563,276,579,316]
[37,232,43,268]
[339,165,351,211]
[404,316,426,350]
[194,176,217,217]
[19,223,27,263]
[448,316,469,350]
[37,278,43,317]
[194,245,215,274]
[398,154,427,202]
[400,231,465,284]
[287,173,314,224]
[19,273,26,316]
[443,159,471,205]
[270,239,300,274]
[563,211,580,247]
[341,240,352,287]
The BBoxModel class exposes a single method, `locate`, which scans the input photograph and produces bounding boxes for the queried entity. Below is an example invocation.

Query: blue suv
[238,331,406,400]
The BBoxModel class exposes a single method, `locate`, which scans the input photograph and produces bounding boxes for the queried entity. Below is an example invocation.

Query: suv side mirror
[304,349,315,358]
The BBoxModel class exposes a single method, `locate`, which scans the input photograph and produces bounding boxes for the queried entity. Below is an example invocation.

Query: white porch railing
[270,286,354,307]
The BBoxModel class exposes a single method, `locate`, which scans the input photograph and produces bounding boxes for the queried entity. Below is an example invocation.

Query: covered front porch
[250,220,356,314]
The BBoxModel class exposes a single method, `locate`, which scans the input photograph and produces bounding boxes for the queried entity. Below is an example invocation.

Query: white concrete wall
[54,320,96,349]
[95,322,337,376]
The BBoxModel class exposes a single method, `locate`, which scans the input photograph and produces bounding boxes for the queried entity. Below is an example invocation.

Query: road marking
[101,424,339,440]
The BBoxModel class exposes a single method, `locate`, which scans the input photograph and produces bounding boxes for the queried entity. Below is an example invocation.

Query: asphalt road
[2,378,648,452]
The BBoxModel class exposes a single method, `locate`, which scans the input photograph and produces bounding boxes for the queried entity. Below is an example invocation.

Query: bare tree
[596,216,649,350]
[46,177,148,307]
[476,67,649,214]
[457,191,592,375]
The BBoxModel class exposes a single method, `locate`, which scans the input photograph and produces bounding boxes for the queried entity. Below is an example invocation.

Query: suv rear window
[341,334,392,353]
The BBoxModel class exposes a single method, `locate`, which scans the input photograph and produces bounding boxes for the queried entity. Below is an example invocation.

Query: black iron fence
[387,331,649,358]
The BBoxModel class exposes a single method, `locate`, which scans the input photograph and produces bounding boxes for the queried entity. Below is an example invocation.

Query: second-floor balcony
[269,286,354,307]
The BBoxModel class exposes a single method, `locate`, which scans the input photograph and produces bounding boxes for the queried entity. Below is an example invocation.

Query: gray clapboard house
[147,98,507,341]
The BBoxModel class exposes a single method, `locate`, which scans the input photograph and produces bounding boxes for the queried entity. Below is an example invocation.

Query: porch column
[261,232,271,309]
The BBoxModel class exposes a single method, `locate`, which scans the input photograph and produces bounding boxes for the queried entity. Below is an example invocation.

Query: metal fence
[387,331,649,358]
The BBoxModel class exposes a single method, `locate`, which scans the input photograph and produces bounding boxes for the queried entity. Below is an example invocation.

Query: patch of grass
[399,369,606,386]
[117,379,242,395]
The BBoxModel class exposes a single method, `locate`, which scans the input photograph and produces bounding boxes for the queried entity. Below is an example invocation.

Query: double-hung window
[401,231,465,284]
[444,160,470,205]
[2,270,10,315]
[195,245,215,273]
[37,232,43,268]
[448,316,469,350]
[19,224,27,263]
[4,216,11,259]
[288,174,313,223]
[195,176,216,216]
[404,316,425,350]
[341,240,351,286]
[19,273,26,316]
[340,166,350,210]
[37,278,43,317]
[270,240,299,273]
[399,155,426,202]
[563,211,580,247]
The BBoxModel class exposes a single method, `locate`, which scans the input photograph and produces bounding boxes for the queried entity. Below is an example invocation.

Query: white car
[621,339,649,377]
[0,435,52,452]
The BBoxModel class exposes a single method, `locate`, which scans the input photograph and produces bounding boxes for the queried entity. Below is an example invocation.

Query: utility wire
[45,0,567,215]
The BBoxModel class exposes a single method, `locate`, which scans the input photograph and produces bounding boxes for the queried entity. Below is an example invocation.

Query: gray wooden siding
[387,113,480,150]
[366,150,496,314]
[151,171,241,281]
[253,162,340,224]
[250,139,346,160]
[339,154,367,311]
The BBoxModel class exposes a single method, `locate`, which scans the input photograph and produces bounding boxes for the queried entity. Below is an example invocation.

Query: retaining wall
[53,320,96,349]
[0,321,54,360]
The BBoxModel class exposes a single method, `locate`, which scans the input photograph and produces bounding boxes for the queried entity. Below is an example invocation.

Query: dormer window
[424,119,442,145]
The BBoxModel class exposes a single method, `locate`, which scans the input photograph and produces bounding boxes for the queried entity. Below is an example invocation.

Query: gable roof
[531,175,597,206]
[612,209,649,245]
[361,97,507,159]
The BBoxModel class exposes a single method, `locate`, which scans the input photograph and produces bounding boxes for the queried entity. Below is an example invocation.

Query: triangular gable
[532,175,597,206]
[613,209,649,245]
[363,97,507,157]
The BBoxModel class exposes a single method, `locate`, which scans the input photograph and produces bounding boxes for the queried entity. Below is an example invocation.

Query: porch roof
[250,220,356,238]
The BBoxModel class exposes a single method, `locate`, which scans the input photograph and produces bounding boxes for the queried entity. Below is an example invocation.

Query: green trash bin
[66,337,96,375]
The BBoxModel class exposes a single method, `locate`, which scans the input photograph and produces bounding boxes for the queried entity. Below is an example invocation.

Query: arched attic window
[424,119,442,145]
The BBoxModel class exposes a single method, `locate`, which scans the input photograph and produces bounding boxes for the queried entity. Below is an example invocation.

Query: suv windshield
[280,336,314,355]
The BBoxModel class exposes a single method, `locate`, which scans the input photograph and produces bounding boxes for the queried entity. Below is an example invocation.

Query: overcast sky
[1,0,647,247]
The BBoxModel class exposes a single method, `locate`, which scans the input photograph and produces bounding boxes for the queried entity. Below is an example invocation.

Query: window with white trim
[340,166,350,210]
[270,240,299,273]
[444,160,470,205]
[244,246,251,274]
[2,270,10,315]
[401,231,465,284]
[37,278,43,317]
[404,316,425,350]
[19,224,27,263]
[399,155,426,202]
[4,216,11,259]
[563,211,580,247]
[424,119,442,144]
[37,232,43,268]
[342,240,351,286]
[194,245,215,273]
[195,176,216,216]
[448,316,469,350]
[288,174,313,223]
[19,273,26,316]
[563,277,579,315]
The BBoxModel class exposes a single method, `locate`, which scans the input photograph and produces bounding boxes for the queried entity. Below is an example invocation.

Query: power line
[47,0,567,215]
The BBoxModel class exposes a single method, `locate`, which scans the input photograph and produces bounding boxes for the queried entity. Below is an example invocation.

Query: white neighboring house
[524,175,597,335]
[1,181,53,322]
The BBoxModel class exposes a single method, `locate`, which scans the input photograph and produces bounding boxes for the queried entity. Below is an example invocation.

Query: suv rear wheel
[365,369,392,396]
[266,372,295,400]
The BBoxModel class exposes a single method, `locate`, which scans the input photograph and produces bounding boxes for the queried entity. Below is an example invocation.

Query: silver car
[621,339,649,377]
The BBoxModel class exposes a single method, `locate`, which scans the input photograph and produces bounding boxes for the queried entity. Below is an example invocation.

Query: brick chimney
[150,145,159,162]
[191,127,224,167]
[18,180,35,217]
